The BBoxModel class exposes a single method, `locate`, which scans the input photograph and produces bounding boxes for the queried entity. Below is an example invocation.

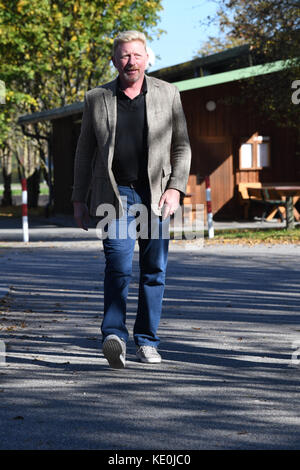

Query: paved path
[0,227,300,449]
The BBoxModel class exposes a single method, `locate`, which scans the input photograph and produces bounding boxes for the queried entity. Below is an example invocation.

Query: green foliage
[0,0,163,147]
[197,0,300,129]
[214,0,300,60]
[196,36,246,58]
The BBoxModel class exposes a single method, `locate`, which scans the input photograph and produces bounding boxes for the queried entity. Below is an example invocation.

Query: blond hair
[112,30,147,56]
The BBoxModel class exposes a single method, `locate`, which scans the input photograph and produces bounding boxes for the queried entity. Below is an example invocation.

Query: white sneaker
[103,335,126,369]
[136,345,162,364]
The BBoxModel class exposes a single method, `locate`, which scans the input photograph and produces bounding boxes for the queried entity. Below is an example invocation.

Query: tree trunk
[27,167,40,208]
[1,166,13,206]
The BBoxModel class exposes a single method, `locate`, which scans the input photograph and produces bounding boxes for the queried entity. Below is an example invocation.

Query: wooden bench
[238,182,262,219]
[238,183,286,221]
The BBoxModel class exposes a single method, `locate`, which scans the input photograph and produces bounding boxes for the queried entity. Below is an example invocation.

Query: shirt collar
[117,76,147,98]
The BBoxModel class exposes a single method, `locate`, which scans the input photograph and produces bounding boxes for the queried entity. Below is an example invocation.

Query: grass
[205,226,300,244]
[0,183,49,196]
[171,225,300,244]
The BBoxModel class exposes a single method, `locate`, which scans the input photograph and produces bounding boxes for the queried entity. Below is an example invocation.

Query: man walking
[72,31,191,369]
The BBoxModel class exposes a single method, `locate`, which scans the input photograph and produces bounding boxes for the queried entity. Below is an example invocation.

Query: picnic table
[261,184,300,229]
[238,183,300,229]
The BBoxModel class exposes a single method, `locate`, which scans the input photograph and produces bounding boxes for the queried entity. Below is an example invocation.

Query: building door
[187,136,234,219]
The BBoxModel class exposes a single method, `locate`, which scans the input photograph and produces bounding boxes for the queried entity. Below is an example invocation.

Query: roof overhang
[173,59,296,92]
[17,101,84,125]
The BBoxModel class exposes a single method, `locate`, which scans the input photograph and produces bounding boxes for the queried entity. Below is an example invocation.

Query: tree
[1,0,163,108]
[197,0,300,128]
[0,0,163,205]
[0,87,37,206]
[212,0,300,60]
[196,36,246,58]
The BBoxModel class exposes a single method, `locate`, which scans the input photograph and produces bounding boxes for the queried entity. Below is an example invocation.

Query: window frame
[239,134,271,170]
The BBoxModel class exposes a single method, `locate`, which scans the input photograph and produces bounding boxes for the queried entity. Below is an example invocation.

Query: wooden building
[18,46,300,218]
[164,60,300,220]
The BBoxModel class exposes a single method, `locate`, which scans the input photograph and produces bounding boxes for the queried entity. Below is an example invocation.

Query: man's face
[112,40,148,86]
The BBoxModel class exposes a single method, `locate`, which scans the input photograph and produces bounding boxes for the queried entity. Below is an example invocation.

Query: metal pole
[205,176,214,238]
[21,177,29,242]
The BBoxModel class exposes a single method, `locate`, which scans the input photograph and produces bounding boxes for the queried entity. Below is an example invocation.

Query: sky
[148,0,220,72]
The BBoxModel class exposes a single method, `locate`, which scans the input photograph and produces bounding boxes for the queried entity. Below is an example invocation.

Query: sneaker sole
[136,353,161,364]
[103,337,125,369]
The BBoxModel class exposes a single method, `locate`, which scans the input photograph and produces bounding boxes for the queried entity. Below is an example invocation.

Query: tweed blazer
[71,75,191,217]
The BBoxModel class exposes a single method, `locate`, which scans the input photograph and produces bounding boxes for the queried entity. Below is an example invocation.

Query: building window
[240,143,253,169]
[239,135,270,169]
[257,142,270,167]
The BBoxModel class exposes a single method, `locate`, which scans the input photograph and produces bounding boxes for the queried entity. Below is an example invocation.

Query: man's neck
[119,75,145,99]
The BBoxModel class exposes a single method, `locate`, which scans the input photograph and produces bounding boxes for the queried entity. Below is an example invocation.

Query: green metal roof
[173,59,295,92]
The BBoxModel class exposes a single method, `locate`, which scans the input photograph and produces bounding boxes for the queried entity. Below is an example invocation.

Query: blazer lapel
[145,75,162,169]
[145,75,162,118]
[103,79,117,171]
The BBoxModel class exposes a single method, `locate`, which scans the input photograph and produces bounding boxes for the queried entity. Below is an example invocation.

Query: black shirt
[112,78,148,185]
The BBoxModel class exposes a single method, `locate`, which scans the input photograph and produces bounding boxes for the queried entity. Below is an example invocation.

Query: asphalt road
[0,221,300,450]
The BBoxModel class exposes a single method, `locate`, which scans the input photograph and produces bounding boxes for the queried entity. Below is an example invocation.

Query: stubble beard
[123,68,141,84]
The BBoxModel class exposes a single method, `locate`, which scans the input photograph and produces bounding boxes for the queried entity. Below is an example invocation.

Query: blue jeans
[101,184,169,347]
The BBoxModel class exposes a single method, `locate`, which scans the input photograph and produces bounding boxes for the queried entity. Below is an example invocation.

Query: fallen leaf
[6,326,16,331]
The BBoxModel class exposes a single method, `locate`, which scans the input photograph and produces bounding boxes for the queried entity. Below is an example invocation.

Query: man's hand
[73,201,90,231]
[158,188,180,220]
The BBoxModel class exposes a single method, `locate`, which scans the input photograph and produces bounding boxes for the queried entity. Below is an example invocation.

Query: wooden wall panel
[181,81,299,219]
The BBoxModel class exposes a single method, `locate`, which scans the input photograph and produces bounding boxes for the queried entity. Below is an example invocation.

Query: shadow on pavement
[0,244,300,449]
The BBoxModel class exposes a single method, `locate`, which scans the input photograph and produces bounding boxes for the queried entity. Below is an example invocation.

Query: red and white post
[21,178,29,243]
[205,176,214,239]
